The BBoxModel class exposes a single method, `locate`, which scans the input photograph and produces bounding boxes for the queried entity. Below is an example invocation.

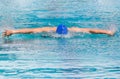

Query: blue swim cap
[56,24,68,34]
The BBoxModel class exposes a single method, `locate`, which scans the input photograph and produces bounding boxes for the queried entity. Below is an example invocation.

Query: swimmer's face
[56,24,68,35]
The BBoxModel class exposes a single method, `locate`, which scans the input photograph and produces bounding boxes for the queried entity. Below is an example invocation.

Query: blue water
[0,0,120,79]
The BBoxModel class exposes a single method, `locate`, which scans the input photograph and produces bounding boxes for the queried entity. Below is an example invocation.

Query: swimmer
[2,24,115,37]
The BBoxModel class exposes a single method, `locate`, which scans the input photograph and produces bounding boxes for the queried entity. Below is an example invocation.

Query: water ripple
[0,66,120,78]
[0,54,16,61]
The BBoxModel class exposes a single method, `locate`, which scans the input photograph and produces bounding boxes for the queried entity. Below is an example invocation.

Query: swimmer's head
[56,24,68,35]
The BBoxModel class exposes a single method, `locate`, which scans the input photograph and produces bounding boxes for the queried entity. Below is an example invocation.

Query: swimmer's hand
[108,25,117,36]
[2,30,13,37]
[108,31,115,36]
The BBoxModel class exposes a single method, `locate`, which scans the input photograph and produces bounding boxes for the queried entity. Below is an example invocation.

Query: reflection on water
[0,0,120,78]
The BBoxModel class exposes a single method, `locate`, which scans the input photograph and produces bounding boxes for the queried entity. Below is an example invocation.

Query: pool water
[0,0,120,79]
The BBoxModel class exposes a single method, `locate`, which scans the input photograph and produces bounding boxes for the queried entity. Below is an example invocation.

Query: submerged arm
[3,27,56,37]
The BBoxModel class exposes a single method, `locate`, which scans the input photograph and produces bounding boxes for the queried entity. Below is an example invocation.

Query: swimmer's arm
[88,29,115,35]
[69,27,115,35]
[3,27,56,37]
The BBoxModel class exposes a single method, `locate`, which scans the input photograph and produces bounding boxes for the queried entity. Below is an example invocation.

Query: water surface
[0,0,120,79]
